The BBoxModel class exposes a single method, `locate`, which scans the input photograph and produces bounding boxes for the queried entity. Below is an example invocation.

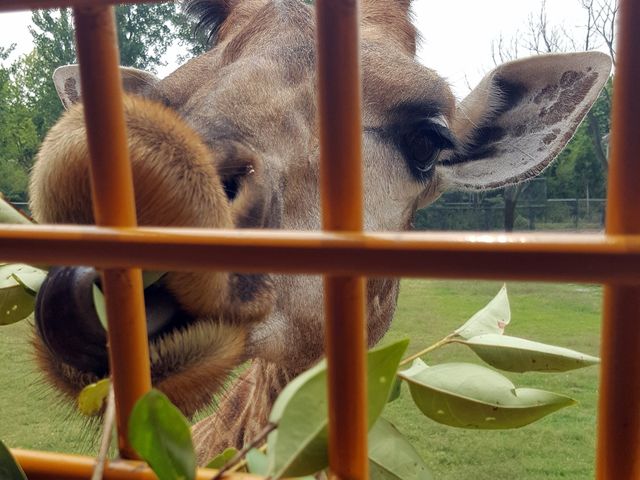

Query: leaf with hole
[369,418,432,480]
[454,284,510,339]
[0,264,46,325]
[399,361,575,429]
[129,390,196,480]
[0,439,27,480]
[77,378,111,416]
[206,447,238,470]
[460,334,600,372]
[267,339,409,478]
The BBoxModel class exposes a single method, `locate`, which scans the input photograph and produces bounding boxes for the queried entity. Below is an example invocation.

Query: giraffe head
[30,0,610,419]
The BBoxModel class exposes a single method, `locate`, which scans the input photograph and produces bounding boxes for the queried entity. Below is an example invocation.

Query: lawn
[0,280,602,478]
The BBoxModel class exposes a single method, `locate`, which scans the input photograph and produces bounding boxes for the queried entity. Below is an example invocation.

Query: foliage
[0,281,602,478]
[266,340,408,478]
[0,5,208,203]
[206,447,239,469]
[0,48,39,203]
[0,263,46,325]
[0,439,26,480]
[129,390,196,480]
[369,418,432,479]
[3,262,597,479]
[77,378,111,416]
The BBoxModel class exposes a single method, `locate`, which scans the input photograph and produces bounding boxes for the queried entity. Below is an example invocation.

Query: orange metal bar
[0,0,165,12]
[3,227,640,282]
[12,449,257,480]
[316,0,368,478]
[72,6,150,459]
[596,0,640,477]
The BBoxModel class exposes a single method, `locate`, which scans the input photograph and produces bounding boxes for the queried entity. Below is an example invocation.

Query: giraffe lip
[34,267,195,375]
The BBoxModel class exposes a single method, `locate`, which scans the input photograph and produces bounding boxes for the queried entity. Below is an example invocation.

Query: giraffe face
[30,0,610,421]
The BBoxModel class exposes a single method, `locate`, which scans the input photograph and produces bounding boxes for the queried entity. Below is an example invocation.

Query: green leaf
[368,340,410,422]
[92,272,165,331]
[0,440,27,480]
[461,334,600,372]
[454,284,510,339]
[92,284,108,330]
[388,376,403,403]
[143,271,166,288]
[0,264,46,325]
[206,447,238,470]
[9,265,47,294]
[77,378,111,416]
[267,339,409,478]
[0,197,31,225]
[246,449,269,476]
[129,390,196,480]
[369,418,432,480]
[399,362,575,429]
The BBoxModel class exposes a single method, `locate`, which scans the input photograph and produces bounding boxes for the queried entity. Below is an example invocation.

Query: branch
[91,385,115,480]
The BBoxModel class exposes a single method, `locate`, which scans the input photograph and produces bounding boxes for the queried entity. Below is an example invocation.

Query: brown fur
[32,0,610,465]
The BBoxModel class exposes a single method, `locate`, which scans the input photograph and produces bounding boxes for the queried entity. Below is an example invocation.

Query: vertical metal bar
[596,0,640,477]
[73,6,151,459]
[316,0,368,479]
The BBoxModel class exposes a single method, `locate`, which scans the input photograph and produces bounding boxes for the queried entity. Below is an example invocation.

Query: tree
[0,47,39,202]
[20,4,205,140]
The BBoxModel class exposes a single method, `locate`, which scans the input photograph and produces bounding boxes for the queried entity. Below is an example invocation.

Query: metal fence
[1,0,640,479]
[416,198,607,231]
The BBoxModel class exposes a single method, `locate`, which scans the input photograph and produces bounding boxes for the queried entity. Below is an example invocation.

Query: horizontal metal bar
[12,448,257,480]
[0,0,166,12]
[0,225,638,282]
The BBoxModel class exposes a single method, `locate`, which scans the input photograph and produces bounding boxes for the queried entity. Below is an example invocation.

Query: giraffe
[28,0,611,463]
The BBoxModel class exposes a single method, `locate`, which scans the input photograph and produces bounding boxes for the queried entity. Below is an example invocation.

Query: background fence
[416,198,607,231]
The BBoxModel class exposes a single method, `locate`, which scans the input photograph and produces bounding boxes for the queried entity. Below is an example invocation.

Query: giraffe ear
[438,52,612,190]
[53,65,160,110]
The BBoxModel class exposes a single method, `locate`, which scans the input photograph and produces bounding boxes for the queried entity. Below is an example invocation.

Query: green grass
[0,280,602,478]
[384,280,602,480]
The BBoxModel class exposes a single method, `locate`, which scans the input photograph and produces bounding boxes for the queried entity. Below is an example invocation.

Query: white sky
[0,1,598,98]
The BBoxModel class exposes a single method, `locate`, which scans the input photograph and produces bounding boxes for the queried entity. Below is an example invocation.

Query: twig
[91,385,115,480]
[399,334,456,367]
[211,423,277,480]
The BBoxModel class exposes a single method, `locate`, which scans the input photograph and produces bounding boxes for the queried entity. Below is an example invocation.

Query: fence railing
[1,0,640,479]
[416,198,607,231]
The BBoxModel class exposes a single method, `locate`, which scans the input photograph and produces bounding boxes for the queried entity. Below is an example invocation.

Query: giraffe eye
[403,118,456,180]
